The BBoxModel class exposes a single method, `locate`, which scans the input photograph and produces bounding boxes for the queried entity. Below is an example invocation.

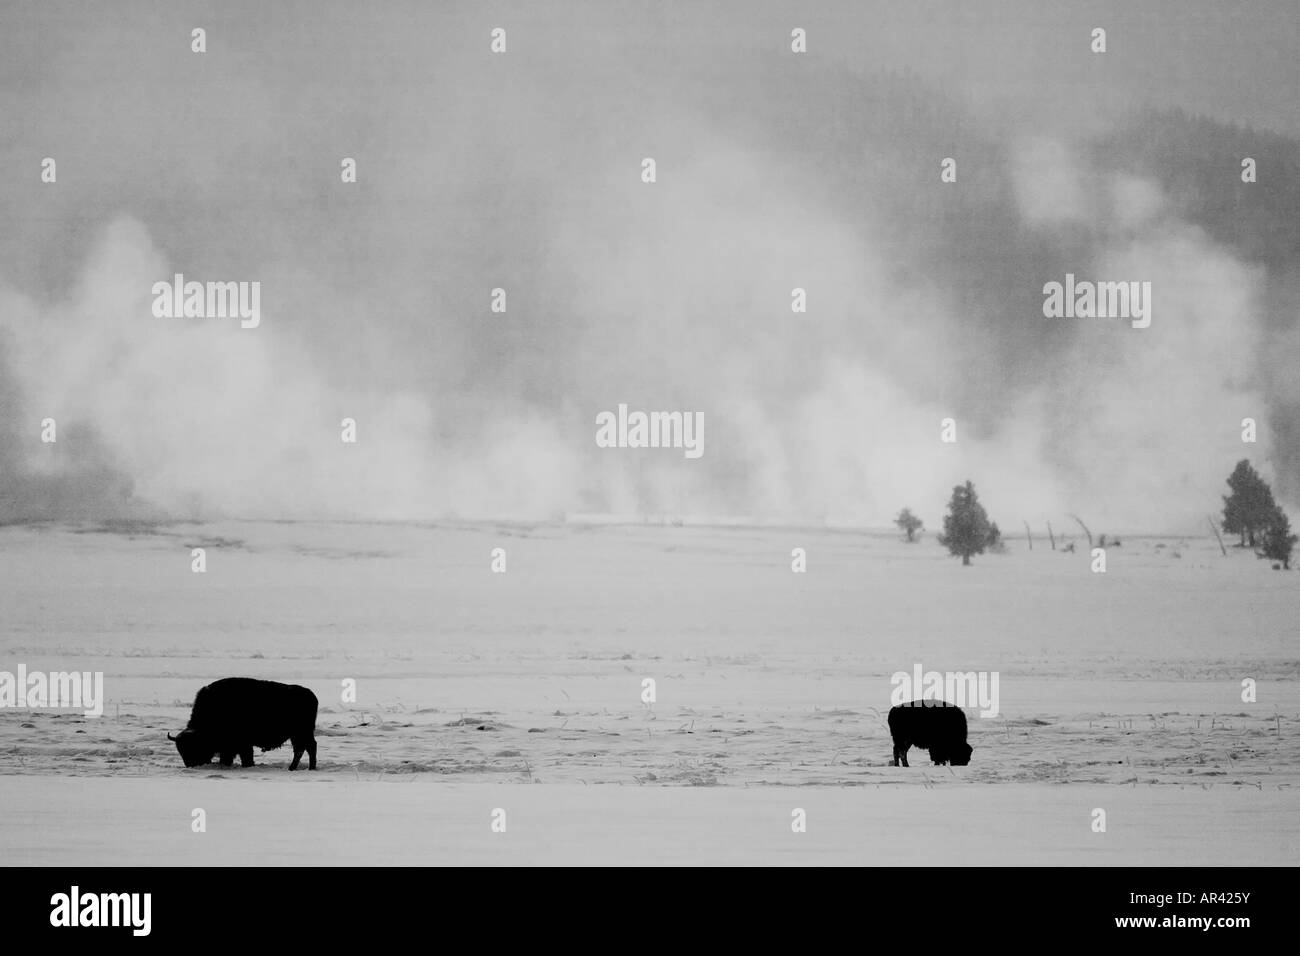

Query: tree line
[894,459,1295,568]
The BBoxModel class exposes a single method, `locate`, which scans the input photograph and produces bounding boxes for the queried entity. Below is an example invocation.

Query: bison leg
[218,751,235,767]
[239,746,255,768]
[289,733,317,770]
[893,742,910,767]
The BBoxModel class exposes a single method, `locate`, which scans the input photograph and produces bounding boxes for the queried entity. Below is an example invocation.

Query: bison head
[168,729,215,768]
[950,742,973,766]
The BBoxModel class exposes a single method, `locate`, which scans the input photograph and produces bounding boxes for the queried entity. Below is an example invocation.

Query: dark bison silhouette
[888,699,972,767]
[169,677,318,770]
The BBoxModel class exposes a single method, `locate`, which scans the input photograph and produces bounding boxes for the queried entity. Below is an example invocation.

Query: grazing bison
[169,678,318,770]
[888,699,972,767]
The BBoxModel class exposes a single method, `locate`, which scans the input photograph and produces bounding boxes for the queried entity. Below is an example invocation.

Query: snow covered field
[3,778,1289,866]
[1,520,1297,864]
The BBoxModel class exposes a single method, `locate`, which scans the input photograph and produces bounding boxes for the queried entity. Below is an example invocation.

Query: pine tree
[1222,460,1277,547]
[938,480,992,566]
[1259,507,1297,569]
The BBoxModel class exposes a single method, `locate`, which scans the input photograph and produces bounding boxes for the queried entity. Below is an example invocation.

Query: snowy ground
[2,778,1289,866]
[1,520,1297,864]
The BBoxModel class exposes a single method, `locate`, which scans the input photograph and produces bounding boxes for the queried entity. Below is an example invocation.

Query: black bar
[0,866,1279,941]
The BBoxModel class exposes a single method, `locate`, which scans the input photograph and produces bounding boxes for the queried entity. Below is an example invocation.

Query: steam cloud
[0,5,1294,532]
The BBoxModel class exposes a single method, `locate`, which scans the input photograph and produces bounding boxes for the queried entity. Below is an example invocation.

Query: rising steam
[0,11,1291,532]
